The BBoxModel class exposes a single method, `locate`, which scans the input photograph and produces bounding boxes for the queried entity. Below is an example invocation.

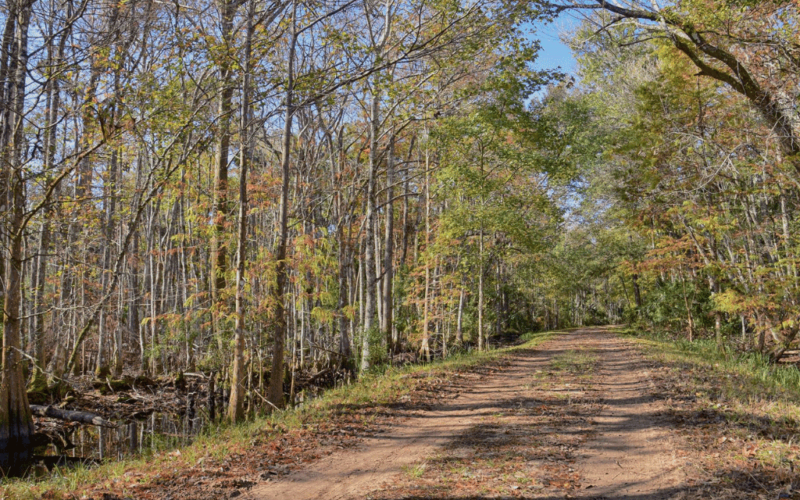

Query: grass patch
[2,329,562,500]
[550,348,598,376]
[401,463,426,478]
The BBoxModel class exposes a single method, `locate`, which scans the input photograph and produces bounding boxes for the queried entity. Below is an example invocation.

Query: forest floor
[12,327,800,499]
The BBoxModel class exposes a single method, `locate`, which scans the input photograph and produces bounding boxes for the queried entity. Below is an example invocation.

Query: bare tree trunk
[1,176,34,471]
[456,283,465,345]
[0,8,15,345]
[420,149,431,361]
[361,88,380,371]
[129,154,145,373]
[477,225,484,351]
[229,0,253,422]
[400,168,410,267]
[147,213,161,375]
[268,4,297,409]
[382,135,395,354]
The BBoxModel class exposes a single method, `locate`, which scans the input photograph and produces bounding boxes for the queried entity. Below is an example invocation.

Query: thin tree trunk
[400,168,410,267]
[477,226,484,351]
[456,283,465,345]
[362,87,380,371]
[420,149,431,361]
[229,0,253,422]
[268,4,297,409]
[382,135,395,354]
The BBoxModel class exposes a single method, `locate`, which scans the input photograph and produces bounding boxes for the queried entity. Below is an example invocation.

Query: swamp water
[45,411,207,462]
[33,395,215,472]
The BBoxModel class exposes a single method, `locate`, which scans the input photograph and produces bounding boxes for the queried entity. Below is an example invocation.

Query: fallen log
[308,368,331,384]
[30,405,117,428]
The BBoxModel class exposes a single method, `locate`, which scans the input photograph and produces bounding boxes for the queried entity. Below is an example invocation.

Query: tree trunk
[361,86,380,371]
[268,5,297,409]
[211,0,237,362]
[631,272,642,309]
[0,0,34,471]
[400,168,410,267]
[477,226,484,351]
[456,284,465,345]
[709,276,723,350]
[382,136,395,354]
[420,149,431,361]
[229,0,253,422]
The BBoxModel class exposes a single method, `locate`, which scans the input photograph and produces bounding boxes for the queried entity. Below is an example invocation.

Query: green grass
[2,329,562,500]
[401,463,426,478]
[616,326,800,403]
[550,348,598,375]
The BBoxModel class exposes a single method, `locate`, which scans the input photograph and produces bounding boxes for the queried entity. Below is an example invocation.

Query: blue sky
[528,20,578,76]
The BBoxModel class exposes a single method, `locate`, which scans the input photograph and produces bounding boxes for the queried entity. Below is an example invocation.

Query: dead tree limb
[30,405,117,428]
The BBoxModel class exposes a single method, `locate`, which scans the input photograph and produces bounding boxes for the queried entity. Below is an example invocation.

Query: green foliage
[639,278,712,332]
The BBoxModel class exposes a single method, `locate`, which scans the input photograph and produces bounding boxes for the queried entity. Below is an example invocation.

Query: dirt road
[245,328,686,500]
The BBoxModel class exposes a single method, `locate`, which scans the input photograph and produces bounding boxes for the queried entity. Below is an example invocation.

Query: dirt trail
[246,329,685,500]
[575,331,683,499]
[244,351,534,500]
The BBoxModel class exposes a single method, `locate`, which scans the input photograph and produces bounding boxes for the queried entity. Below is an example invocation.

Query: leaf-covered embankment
[621,328,800,498]
[3,331,558,500]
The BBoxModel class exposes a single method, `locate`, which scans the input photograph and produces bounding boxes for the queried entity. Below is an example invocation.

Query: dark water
[36,411,207,466]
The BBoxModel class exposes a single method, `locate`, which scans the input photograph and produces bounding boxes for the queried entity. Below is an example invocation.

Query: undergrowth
[1,329,561,500]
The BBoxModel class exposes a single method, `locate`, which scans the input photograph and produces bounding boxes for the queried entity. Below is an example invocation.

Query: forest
[0,0,798,480]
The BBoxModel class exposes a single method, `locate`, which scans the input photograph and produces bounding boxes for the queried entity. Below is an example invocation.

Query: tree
[544,0,800,167]
[1,0,37,471]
